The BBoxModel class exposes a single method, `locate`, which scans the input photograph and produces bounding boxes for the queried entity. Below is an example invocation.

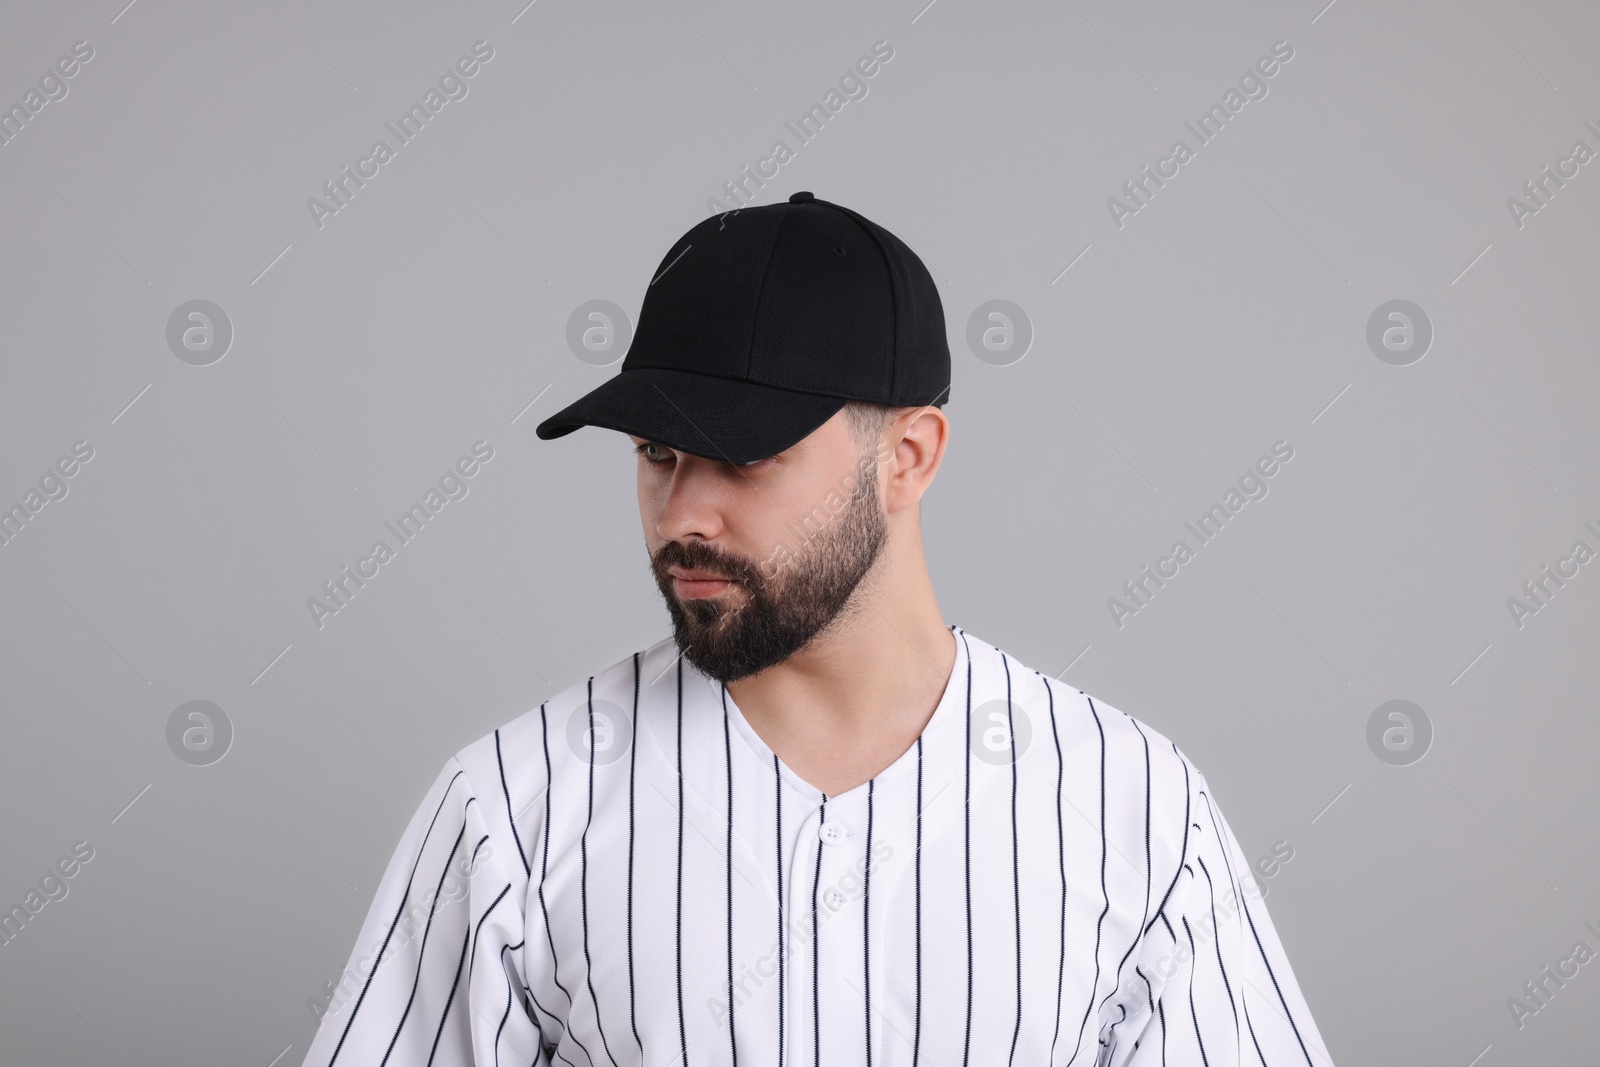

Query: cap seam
[615,361,891,406]
[744,205,796,380]
[830,203,901,401]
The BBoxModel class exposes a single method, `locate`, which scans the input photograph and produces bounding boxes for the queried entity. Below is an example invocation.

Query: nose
[652,455,730,544]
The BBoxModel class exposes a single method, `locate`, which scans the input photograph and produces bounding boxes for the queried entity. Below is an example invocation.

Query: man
[301,192,1334,1067]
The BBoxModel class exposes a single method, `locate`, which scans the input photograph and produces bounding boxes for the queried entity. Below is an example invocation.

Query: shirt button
[820,821,847,846]
[824,888,846,911]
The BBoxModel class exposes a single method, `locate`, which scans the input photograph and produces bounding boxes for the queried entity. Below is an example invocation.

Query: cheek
[635,478,656,528]
[638,487,662,532]
[636,475,688,547]
[637,466,664,504]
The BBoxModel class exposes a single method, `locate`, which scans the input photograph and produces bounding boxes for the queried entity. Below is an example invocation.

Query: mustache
[651,539,765,590]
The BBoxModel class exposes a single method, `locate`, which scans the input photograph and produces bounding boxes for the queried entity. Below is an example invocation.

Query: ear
[882,406,949,514]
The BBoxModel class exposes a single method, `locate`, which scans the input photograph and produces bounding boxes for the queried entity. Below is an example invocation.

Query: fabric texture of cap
[535,190,950,464]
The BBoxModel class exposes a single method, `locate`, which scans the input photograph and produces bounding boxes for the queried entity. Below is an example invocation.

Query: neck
[723,521,956,796]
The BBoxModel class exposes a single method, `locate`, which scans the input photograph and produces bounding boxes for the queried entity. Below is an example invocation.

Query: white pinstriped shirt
[302,625,1334,1067]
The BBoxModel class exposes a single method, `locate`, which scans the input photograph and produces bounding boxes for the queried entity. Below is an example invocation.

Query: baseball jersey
[301,624,1334,1067]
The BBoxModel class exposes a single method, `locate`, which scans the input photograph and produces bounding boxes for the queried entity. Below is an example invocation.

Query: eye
[633,441,672,464]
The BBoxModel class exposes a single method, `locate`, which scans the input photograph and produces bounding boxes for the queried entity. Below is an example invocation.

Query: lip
[673,578,733,598]
[668,566,738,599]
[668,566,729,581]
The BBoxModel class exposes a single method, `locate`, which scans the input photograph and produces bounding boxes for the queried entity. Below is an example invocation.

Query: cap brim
[535,367,848,465]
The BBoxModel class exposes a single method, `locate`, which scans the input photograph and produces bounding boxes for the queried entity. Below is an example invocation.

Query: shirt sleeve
[1115,769,1335,1067]
[300,757,551,1067]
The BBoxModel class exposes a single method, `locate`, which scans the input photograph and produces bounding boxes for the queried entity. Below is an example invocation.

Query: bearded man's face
[649,454,887,683]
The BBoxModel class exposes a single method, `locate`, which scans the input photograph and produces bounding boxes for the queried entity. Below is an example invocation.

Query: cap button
[788,190,815,203]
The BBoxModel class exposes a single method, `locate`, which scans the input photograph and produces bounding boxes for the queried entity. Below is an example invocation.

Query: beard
[649,464,889,684]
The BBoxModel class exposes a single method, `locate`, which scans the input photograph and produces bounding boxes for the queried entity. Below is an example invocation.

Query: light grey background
[2,0,1596,1064]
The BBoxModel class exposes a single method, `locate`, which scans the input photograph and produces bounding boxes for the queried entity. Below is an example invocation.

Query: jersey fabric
[301,624,1334,1067]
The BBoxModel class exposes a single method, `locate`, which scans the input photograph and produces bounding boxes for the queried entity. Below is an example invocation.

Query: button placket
[784,802,825,1067]
[816,812,855,918]
[812,797,874,1066]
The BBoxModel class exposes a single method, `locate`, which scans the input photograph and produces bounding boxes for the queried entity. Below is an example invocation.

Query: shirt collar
[702,624,971,812]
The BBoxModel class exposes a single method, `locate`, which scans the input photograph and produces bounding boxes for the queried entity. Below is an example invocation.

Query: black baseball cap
[535,191,950,465]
